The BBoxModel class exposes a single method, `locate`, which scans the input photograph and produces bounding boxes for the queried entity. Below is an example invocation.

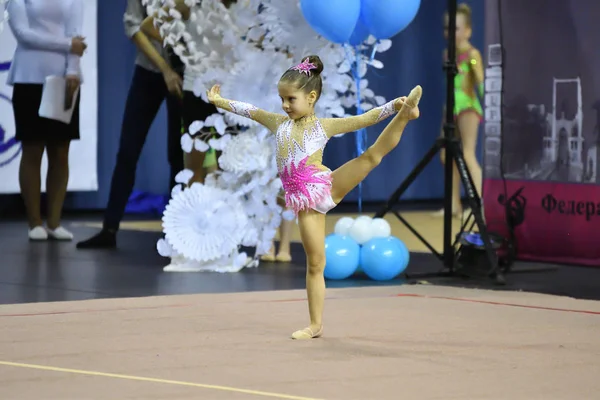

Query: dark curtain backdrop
[61,0,484,210]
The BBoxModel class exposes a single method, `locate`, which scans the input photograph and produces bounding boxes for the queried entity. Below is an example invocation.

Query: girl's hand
[207,84,222,104]
[394,96,407,111]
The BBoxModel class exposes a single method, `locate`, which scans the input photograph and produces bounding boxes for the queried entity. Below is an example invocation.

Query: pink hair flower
[290,58,317,75]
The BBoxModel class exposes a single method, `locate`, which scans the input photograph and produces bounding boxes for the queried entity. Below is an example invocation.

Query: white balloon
[370,218,391,238]
[334,217,355,236]
[355,215,373,224]
[348,218,374,245]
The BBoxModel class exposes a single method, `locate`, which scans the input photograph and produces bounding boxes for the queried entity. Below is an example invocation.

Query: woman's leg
[19,142,45,230]
[45,141,72,237]
[330,86,422,203]
[457,111,482,200]
[292,209,327,340]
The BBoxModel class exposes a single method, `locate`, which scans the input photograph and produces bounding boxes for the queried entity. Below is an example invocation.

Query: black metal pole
[443,0,458,273]
[373,0,503,284]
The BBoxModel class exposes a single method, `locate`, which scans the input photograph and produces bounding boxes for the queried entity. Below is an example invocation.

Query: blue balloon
[385,236,411,265]
[360,236,409,281]
[348,13,371,46]
[324,234,360,280]
[300,0,362,44]
[360,0,421,40]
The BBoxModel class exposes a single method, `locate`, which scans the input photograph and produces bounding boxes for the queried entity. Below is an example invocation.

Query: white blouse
[6,0,84,86]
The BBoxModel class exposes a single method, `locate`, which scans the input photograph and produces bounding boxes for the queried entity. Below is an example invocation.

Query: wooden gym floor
[74,210,466,254]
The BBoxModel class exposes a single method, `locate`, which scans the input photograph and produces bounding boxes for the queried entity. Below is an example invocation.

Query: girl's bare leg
[330,86,422,203]
[292,209,327,340]
[457,111,482,200]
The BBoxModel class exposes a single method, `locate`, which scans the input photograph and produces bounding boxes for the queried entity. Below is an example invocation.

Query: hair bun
[457,3,472,16]
[303,55,324,75]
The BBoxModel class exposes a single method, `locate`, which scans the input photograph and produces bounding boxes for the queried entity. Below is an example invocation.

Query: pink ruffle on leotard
[279,156,332,214]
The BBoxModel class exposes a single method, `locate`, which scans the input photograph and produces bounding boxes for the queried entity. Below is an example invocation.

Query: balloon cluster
[324,216,410,281]
[300,0,422,44]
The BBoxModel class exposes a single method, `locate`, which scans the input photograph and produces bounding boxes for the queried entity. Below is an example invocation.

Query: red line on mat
[0,303,192,317]
[1,292,599,317]
[394,293,600,315]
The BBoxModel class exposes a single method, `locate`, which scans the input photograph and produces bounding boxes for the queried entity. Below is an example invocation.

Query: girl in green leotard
[435,3,484,219]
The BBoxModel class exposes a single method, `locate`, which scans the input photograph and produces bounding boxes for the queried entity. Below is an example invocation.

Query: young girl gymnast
[207,55,422,340]
[435,3,484,218]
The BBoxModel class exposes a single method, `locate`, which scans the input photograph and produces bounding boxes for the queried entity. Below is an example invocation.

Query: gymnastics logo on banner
[482,0,600,266]
[0,1,98,194]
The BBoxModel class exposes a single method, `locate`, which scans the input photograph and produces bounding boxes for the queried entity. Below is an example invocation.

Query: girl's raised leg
[330,86,422,203]
[292,209,327,340]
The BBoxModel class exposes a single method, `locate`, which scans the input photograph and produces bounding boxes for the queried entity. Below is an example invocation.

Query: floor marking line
[398,293,600,315]
[2,292,599,318]
[267,294,600,315]
[0,361,323,400]
[0,303,193,317]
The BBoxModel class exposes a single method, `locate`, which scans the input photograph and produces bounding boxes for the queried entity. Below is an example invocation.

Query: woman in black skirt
[7,0,87,241]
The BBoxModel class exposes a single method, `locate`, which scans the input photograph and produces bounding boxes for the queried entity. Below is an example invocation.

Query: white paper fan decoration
[163,250,254,273]
[162,183,249,262]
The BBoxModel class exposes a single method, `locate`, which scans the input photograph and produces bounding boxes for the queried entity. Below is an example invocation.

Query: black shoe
[76,229,117,249]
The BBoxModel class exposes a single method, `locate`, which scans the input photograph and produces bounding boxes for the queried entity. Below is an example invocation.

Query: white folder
[38,75,79,124]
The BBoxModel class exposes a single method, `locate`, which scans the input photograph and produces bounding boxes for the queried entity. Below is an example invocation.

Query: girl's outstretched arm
[320,98,403,138]
[207,85,287,133]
